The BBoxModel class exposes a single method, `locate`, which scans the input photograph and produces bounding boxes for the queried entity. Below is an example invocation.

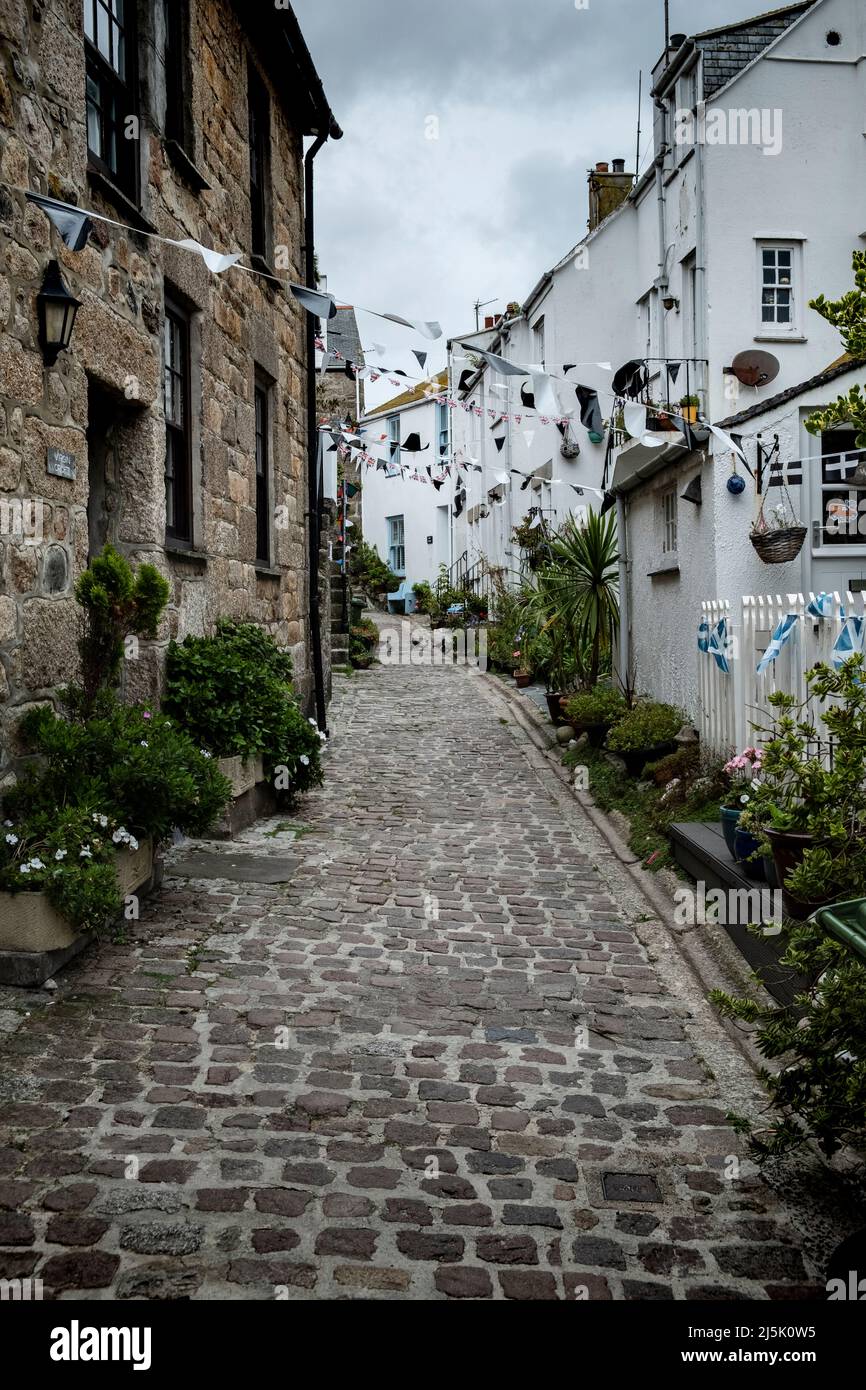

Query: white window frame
[756,240,803,339]
[661,487,678,554]
[436,400,449,458]
[387,514,405,575]
[388,414,401,469]
[532,316,546,369]
[638,289,656,360]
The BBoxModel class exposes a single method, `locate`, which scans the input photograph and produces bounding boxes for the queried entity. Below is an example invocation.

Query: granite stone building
[0,0,340,785]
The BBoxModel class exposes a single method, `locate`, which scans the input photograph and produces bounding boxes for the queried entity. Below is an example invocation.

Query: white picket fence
[697,591,865,758]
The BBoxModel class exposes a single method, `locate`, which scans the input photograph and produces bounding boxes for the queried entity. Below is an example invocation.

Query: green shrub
[606,701,683,753]
[350,619,379,669]
[75,545,170,710]
[7,693,231,843]
[563,686,627,729]
[0,804,123,935]
[712,917,866,1160]
[164,620,323,796]
[351,540,399,596]
[412,581,435,615]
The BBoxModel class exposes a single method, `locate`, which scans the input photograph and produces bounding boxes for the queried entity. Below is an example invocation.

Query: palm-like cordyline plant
[540,509,620,688]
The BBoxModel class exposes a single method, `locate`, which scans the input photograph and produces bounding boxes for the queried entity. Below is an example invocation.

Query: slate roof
[696,2,818,100]
[716,355,866,429]
[363,371,449,420]
[324,307,364,371]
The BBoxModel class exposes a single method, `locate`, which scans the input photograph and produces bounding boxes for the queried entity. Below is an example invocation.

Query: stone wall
[0,0,327,786]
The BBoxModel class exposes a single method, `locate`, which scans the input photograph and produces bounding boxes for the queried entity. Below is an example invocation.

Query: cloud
[293,0,776,355]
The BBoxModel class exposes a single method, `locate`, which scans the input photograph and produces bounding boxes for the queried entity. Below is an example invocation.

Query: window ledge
[254,564,281,580]
[250,253,277,280]
[648,557,681,578]
[164,140,210,192]
[165,541,207,564]
[86,163,155,234]
[755,333,807,343]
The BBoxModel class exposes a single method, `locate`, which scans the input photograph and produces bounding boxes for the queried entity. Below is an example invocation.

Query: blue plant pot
[720,804,741,858]
[734,827,765,880]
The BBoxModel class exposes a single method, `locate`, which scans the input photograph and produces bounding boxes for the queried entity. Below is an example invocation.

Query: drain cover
[169,854,300,884]
[602,1172,662,1203]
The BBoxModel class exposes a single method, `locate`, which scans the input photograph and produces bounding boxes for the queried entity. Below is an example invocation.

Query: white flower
[201,750,212,759]
[19,864,30,874]
[79,846,93,859]
[308,718,318,727]
[3,819,12,827]
[30,857,45,871]
[54,849,67,861]
[91,813,108,828]
[129,836,139,851]
[740,793,750,804]
[5,833,18,846]
[300,755,310,766]
[140,740,149,748]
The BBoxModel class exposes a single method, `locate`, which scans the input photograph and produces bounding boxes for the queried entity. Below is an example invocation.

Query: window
[163,297,192,543]
[819,429,862,548]
[759,243,799,334]
[388,414,401,469]
[661,488,678,554]
[639,290,656,360]
[85,0,138,198]
[676,65,698,120]
[254,378,271,565]
[387,515,405,575]
[436,401,449,458]
[682,252,697,357]
[532,317,546,369]
[163,0,188,148]
[248,66,271,261]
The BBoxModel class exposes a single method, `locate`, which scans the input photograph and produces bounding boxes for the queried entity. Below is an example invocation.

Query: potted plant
[562,686,627,747]
[679,394,700,424]
[719,746,765,875]
[747,659,866,918]
[606,701,683,777]
[750,499,807,566]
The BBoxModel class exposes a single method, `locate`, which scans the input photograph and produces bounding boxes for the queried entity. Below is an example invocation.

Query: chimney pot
[595,161,609,173]
[612,158,626,173]
[670,33,687,47]
[484,316,496,329]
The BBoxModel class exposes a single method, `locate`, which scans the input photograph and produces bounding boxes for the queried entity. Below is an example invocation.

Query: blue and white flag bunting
[708,618,731,674]
[832,616,865,669]
[756,613,799,674]
[698,619,710,653]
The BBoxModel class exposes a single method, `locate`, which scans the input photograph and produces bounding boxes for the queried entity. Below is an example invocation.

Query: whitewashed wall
[360,396,451,590]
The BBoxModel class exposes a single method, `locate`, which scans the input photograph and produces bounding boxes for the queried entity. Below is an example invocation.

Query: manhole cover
[602,1172,662,1203]
[169,854,300,884]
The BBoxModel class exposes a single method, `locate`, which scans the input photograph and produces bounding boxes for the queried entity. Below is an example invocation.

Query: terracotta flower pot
[515,671,531,688]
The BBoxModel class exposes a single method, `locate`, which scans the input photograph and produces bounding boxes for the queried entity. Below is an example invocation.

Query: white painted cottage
[359,371,453,598]
[447,0,866,723]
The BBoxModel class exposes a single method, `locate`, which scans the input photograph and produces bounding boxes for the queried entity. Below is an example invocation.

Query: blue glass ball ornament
[727,473,746,496]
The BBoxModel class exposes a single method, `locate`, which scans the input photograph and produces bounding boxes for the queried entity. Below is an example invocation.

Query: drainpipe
[654,122,668,368]
[616,493,630,688]
[305,131,328,733]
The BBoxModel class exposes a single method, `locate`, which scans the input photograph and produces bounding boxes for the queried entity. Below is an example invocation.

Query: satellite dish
[729,350,780,388]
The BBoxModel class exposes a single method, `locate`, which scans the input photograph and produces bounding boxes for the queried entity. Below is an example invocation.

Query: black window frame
[247,64,272,263]
[163,0,188,149]
[84,0,139,202]
[254,375,272,566]
[163,295,193,546]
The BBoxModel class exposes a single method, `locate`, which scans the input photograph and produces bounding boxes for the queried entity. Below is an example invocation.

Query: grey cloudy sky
[293,0,771,376]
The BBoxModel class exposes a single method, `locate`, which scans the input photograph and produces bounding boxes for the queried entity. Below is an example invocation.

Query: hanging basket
[749,525,807,565]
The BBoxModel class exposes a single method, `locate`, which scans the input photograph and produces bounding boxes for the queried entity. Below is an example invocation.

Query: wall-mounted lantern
[37,259,81,366]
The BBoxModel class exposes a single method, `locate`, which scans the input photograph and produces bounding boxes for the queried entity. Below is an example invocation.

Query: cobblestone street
[0,661,825,1301]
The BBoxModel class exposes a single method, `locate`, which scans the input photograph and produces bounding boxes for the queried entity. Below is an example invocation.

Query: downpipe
[304,131,328,734]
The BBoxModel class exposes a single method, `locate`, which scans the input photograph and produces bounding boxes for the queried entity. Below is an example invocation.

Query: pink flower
[143,711,152,720]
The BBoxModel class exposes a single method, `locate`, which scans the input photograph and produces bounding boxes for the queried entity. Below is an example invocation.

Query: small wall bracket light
[662,295,680,312]
[681,474,702,505]
[37,259,81,366]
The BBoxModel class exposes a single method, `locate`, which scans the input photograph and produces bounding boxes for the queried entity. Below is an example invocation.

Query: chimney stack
[484,315,496,329]
[588,158,634,232]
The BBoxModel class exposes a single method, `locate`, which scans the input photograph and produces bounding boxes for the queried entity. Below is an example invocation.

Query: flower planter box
[217,755,264,800]
[0,838,157,988]
[213,755,275,838]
